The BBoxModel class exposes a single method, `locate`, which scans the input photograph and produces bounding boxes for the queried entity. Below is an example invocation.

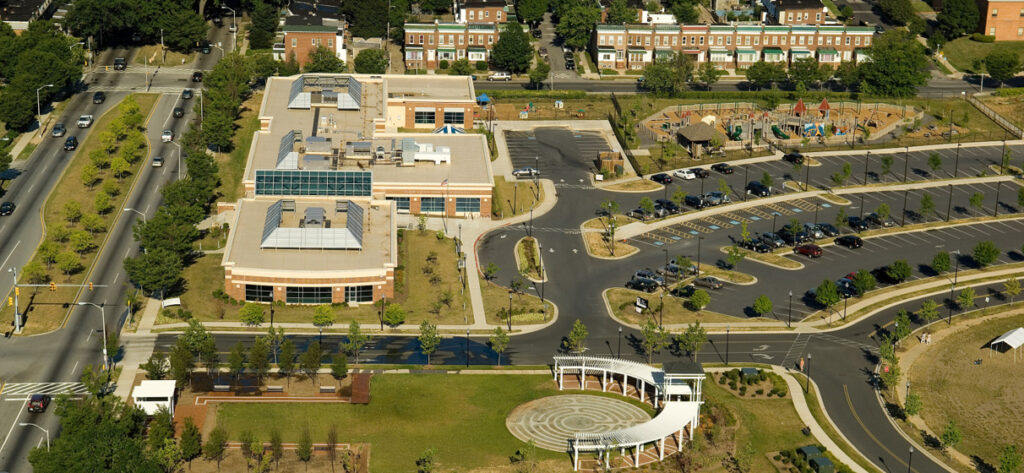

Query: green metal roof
[790,49,812,55]
[818,48,838,54]
[763,47,784,53]
[437,24,466,31]
[283,25,335,32]
[709,49,731,54]
[468,46,486,51]
[736,49,757,54]
[596,25,626,31]
[405,46,424,50]
[437,47,457,52]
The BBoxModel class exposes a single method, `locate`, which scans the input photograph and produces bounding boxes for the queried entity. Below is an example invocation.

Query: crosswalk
[781,334,811,370]
[2,382,90,398]
[817,333,880,354]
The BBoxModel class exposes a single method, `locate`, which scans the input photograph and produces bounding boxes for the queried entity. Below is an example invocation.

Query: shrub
[718,376,727,384]
[438,59,450,70]
[728,381,737,390]
[475,61,488,71]
[601,69,619,75]
[755,389,764,395]
[971,33,996,42]
[738,386,747,395]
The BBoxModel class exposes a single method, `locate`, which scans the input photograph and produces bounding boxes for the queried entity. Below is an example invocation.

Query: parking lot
[504,127,612,183]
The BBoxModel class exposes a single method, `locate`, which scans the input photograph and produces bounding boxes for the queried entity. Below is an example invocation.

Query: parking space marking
[678,221,713,233]
[722,212,752,223]
[764,203,795,215]
[744,207,773,219]
[701,217,733,229]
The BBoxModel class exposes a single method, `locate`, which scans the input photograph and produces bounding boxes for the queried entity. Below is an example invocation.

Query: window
[455,198,480,212]
[428,35,433,44]
[459,35,464,44]
[992,8,998,16]
[497,11,502,20]
[672,36,678,45]
[826,37,832,45]
[419,34,424,43]
[485,10,489,17]
[387,196,411,212]
[600,36,605,45]
[645,36,650,45]
[469,35,475,44]
[312,38,316,46]
[754,36,759,45]
[254,170,372,196]
[818,36,824,45]
[655,36,660,46]
[726,36,731,45]
[328,38,334,48]
[414,110,436,124]
[291,38,297,47]
[699,36,704,45]
[245,285,274,302]
[745,36,750,45]
[469,10,475,19]
[816,13,821,21]
[488,36,493,44]
[845,36,850,45]
[864,37,869,45]
[788,13,793,21]
[1020,27,1024,35]
[285,286,331,304]
[627,36,633,45]
[443,110,465,124]
[618,36,623,45]
[991,27,997,34]
[799,36,804,45]
[421,197,445,213]
[1020,8,1024,16]
[345,285,373,303]
[855,37,860,45]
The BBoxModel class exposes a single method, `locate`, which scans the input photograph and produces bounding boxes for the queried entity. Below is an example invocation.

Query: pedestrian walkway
[1,382,90,398]
[112,297,162,399]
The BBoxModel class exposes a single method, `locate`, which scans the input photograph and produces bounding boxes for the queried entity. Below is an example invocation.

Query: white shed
[132,380,177,416]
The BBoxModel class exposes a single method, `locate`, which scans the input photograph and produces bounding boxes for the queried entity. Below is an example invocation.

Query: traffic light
[49,282,56,291]
[14,287,19,296]
[7,297,12,307]
[89,282,94,291]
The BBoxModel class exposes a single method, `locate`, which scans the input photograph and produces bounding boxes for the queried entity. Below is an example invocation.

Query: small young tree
[228,341,246,383]
[920,193,936,219]
[876,202,891,221]
[886,260,912,283]
[300,341,323,384]
[639,197,656,218]
[278,338,296,386]
[760,171,773,189]
[752,295,773,318]
[416,447,438,473]
[815,279,841,319]
[973,240,1000,268]
[904,392,923,416]
[239,303,265,327]
[927,152,943,174]
[269,429,284,471]
[851,269,877,296]
[312,304,335,339]
[141,352,170,380]
[969,192,985,214]
[918,299,940,323]
[999,445,1022,473]
[893,309,912,341]
[940,420,962,450]
[203,427,228,471]
[248,337,271,385]
[418,320,441,364]
[958,286,976,310]
[296,428,313,466]
[880,155,894,177]
[484,262,500,280]
[932,251,951,274]
[383,303,407,327]
[489,326,510,366]
[689,289,711,311]
[564,319,588,353]
[639,319,670,363]
[1004,278,1022,303]
[180,417,202,469]
[726,245,745,269]
[676,321,708,360]
[331,352,348,381]
[342,320,370,363]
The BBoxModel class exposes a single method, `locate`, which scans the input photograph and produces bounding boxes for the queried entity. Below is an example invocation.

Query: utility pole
[8,268,20,333]
[903,146,910,183]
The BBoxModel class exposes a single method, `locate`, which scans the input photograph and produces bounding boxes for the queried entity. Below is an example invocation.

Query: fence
[966,94,1024,139]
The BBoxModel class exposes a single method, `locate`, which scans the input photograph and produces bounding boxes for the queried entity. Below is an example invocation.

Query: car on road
[835,235,864,248]
[673,169,696,180]
[51,123,66,137]
[684,194,707,209]
[626,277,659,293]
[816,223,839,237]
[847,216,868,231]
[531,29,542,38]
[650,173,672,184]
[690,168,710,178]
[565,59,576,70]
[539,48,548,59]
[173,107,184,118]
[200,40,212,54]
[803,223,824,239]
[760,232,786,248]
[487,72,511,81]
[27,394,51,413]
[181,88,194,100]
[693,276,724,289]
[865,212,895,228]
[512,167,539,178]
[63,136,78,151]
[563,51,573,61]
[212,16,223,27]
[113,57,126,70]
[634,270,665,286]
[93,91,105,104]
[706,191,730,206]
[161,130,174,142]
[77,114,94,128]
[0,202,15,216]
[152,156,164,167]
[782,152,804,164]
[192,71,203,82]
[655,199,679,214]
[745,181,770,197]
[711,163,734,174]
[794,244,823,258]
[628,208,653,220]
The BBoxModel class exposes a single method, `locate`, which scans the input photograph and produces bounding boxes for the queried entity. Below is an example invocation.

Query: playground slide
[730,125,742,141]
[771,125,790,139]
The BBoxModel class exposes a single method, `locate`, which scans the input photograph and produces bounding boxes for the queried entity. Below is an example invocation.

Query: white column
[640,380,646,403]
[622,375,628,395]
[572,445,578,471]
[602,371,607,392]
[553,360,558,381]
[634,444,640,467]
[659,437,665,460]
[559,368,564,390]
[604,449,610,469]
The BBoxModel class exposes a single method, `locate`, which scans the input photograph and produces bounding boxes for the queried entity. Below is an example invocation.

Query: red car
[27,394,51,413]
[794,244,823,258]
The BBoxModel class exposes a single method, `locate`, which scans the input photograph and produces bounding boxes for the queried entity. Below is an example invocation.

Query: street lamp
[907,446,914,473]
[804,352,812,393]
[696,236,704,276]
[9,267,21,333]
[617,326,622,358]
[725,325,730,366]
[123,207,147,223]
[170,141,184,177]
[788,290,793,328]
[78,302,108,369]
[19,423,49,451]
[222,6,237,50]
[954,143,961,177]
[36,83,54,122]
[507,292,513,331]
[465,329,470,367]
[659,291,664,329]
[906,380,911,398]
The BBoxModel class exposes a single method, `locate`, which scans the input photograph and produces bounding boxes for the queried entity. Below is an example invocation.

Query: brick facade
[976,0,1024,40]
[223,267,395,303]
[404,22,503,70]
[593,23,873,72]
[400,102,475,129]
[456,0,515,23]
[281,15,347,68]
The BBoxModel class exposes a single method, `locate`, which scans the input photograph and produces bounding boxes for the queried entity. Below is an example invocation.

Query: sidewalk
[111,297,162,399]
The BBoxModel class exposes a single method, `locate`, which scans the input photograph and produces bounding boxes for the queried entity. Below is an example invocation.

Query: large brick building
[593,23,874,71]
[762,0,830,24]
[976,0,1024,40]
[404,22,503,69]
[455,0,515,23]
[279,14,347,67]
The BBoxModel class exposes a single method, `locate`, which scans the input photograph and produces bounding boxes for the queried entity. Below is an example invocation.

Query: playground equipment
[727,124,743,141]
[802,123,824,138]
[771,125,790,139]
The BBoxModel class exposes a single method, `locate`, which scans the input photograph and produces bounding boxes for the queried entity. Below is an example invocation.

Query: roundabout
[505,394,651,451]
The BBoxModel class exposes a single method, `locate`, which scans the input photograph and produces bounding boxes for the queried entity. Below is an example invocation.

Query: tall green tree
[564,319,588,353]
[342,320,370,362]
[639,320,670,362]
[228,341,246,382]
[887,260,912,282]
[180,417,202,469]
[518,0,549,24]
[973,240,1000,268]
[239,303,265,327]
[312,304,335,337]
[491,24,533,73]
[696,61,725,89]
[860,30,929,98]
[918,299,940,323]
[249,0,279,49]
[248,336,271,384]
[300,341,323,383]
[788,57,823,89]
[169,338,195,388]
[306,45,349,73]
[879,0,915,24]
[676,321,707,360]
[937,0,980,38]
[344,0,388,37]
[556,5,601,50]
[932,251,951,274]
[606,0,637,24]
[418,320,441,364]
[489,326,510,365]
[279,338,296,385]
[985,49,1023,85]
[203,427,229,470]
[940,420,962,450]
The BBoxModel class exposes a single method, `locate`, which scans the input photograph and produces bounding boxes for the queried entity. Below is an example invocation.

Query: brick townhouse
[404,22,503,70]
[279,14,348,67]
[761,0,830,25]
[975,0,1024,40]
[454,0,516,23]
[593,23,874,72]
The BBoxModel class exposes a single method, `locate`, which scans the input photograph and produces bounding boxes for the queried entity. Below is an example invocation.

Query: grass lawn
[583,231,639,258]
[910,312,1024,466]
[606,287,769,325]
[603,178,661,191]
[0,94,158,335]
[725,246,804,270]
[479,275,553,326]
[133,45,197,66]
[213,375,567,472]
[175,230,471,327]
[216,91,262,202]
[943,37,1024,74]
[16,142,36,161]
[514,237,544,280]
[492,176,543,219]
[980,93,1024,129]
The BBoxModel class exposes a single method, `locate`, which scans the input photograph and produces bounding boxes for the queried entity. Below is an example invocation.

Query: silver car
[694,276,724,289]
[803,223,824,239]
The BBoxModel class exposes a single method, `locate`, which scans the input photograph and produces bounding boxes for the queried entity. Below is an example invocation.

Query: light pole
[863,151,870,184]
[170,141,184,177]
[659,291,664,329]
[954,143,961,177]
[507,292,513,331]
[804,352,812,393]
[788,290,793,328]
[617,326,622,358]
[123,207,147,223]
[9,267,21,333]
[465,329,470,367]
[725,325,730,366]
[906,380,911,398]
[78,302,108,369]
[19,423,49,451]
[907,446,914,473]
[903,146,910,183]
[36,83,54,123]
[696,236,704,276]
[538,243,545,308]
[222,6,237,50]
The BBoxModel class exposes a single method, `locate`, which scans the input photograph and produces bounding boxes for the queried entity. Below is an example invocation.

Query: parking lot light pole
[903,146,910,183]
[170,141,183,177]
[954,143,961,177]
[696,236,704,276]
[36,83,54,124]
[994,180,1002,217]
[863,151,870,184]
[804,353,812,393]
[788,290,793,328]
[18,423,49,451]
[901,189,909,226]
[77,302,107,369]
[465,329,470,367]
[906,380,911,398]
[617,326,622,358]
[907,447,914,473]
[659,292,664,329]
[859,194,865,220]
[725,325,730,366]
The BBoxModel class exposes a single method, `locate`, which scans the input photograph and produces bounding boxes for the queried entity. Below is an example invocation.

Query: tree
[726,245,745,269]
[56,251,83,279]
[180,417,202,469]
[81,213,106,234]
[789,56,823,89]
[671,0,699,23]
[886,260,912,283]
[331,353,348,379]
[203,426,228,470]
[528,61,550,89]
[641,58,678,93]
[893,309,912,341]
[169,338,195,388]
[81,163,100,188]
[606,0,637,24]
[565,319,588,353]
[141,352,170,380]
[940,420,962,450]
[760,171,773,190]
[904,392,923,416]
[879,0,914,24]
[518,0,549,24]
[64,201,82,223]
[984,50,1022,85]
[932,251,951,274]
[745,60,785,90]
[920,193,935,219]
[696,61,725,89]
[918,299,940,323]
[880,155,894,177]
[860,30,929,97]
[383,303,407,327]
[973,240,1000,268]
[689,289,711,311]
[38,240,60,267]
[312,304,335,337]
[418,320,441,364]
[492,24,533,73]
[750,295,772,318]
[123,248,183,295]
[815,279,841,316]
[489,326,510,365]
[999,445,1022,473]
[449,58,474,75]
[269,429,284,471]
[342,320,369,362]
[556,5,601,50]
[851,269,877,296]
[937,0,980,38]
[1004,277,1021,303]
[417,448,437,473]
[484,262,500,280]
[111,156,130,180]
[239,303,265,327]
[249,0,279,49]
[639,197,656,217]
[927,152,943,174]
[21,261,49,284]
[639,320,670,362]
[351,48,388,74]
[300,341,323,383]
[876,203,891,222]
[676,321,707,360]
[228,342,246,383]
[958,286,976,310]
[296,428,313,464]
[279,339,296,385]
[69,230,96,255]
[248,337,271,385]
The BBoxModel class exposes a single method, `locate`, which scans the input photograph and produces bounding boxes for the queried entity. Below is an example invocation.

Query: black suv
[783,152,804,164]
[711,163,734,174]
[684,194,707,209]
[192,71,203,82]
[64,136,79,151]
[113,57,126,70]
[691,168,710,178]
[182,88,194,100]
[173,107,184,118]
[650,173,672,184]
[847,216,869,231]
[0,202,15,216]
[745,181,770,197]
[93,91,105,104]
[816,223,839,237]
[655,199,679,214]
[626,277,659,293]
[835,235,864,248]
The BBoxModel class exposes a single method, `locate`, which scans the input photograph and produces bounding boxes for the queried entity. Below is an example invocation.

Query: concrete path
[111,298,162,399]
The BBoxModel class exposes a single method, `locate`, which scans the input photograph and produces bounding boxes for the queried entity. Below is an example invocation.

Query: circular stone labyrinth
[505,395,651,451]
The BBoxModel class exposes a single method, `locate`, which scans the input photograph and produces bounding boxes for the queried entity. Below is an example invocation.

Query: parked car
[782,152,804,164]
[161,130,174,142]
[816,223,839,237]
[63,136,78,151]
[865,212,895,228]
[835,235,864,248]
[152,156,164,167]
[51,123,66,137]
[760,232,786,248]
[778,227,810,245]
[684,194,707,209]
[93,91,106,104]
[181,88,194,99]
[487,72,511,81]
[0,202,15,216]
[563,51,573,60]
[655,199,680,214]
[739,238,771,253]
[794,244,823,258]
[673,169,696,180]
[803,223,824,239]
[670,284,696,299]
[113,57,126,70]
[847,216,869,231]
[745,181,770,197]
[531,29,542,38]
[27,394,51,413]
[77,114,94,128]
[706,191,730,205]
[650,173,672,184]
[652,204,671,218]
[565,59,576,70]
[626,277,659,293]
[192,71,203,82]
[200,41,212,54]
[690,168,710,178]
[512,167,540,178]
[634,270,665,286]
[628,208,653,220]
[694,276,724,289]
[711,163,734,174]
[539,48,548,59]
[657,263,686,279]
[173,107,184,118]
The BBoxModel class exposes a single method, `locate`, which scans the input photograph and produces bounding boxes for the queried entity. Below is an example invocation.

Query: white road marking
[0,240,22,271]
[70,361,79,376]
[86,330,92,342]
[0,398,28,455]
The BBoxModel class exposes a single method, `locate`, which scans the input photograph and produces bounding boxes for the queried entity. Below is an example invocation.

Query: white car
[487,72,511,81]
[161,130,174,142]
[152,156,164,167]
[76,115,94,128]
[673,169,696,180]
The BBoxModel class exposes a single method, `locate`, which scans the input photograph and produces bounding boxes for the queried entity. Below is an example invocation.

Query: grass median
[492,176,543,220]
[479,274,553,327]
[606,287,772,326]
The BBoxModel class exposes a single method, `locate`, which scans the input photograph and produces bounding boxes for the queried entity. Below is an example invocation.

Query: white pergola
[991,327,1024,362]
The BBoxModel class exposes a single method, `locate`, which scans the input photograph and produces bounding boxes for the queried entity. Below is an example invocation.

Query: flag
[441,178,449,186]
